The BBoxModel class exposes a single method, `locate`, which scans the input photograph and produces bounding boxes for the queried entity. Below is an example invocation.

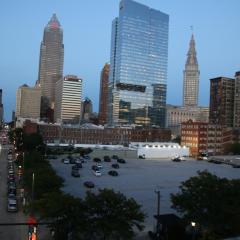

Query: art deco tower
[183,34,200,106]
[38,14,64,114]
[99,63,110,125]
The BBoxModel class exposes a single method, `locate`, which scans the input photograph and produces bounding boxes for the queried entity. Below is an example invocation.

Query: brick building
[23,121,171,145]
[181,120,232,156]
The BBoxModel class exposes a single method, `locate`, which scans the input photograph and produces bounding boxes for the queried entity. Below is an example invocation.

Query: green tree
[34,192,86,240]
[171,171,240,239]
[82,189,145,239]
[23,132,43,151]
[34,189,145,240]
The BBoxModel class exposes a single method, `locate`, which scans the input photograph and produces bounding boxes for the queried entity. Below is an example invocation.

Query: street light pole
[32,173,35,202]
[155,188,161,240]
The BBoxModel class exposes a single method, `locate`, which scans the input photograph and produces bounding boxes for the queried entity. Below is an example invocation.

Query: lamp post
[191,222,196,240]
[155,188,161,240]
[32,173,35,202]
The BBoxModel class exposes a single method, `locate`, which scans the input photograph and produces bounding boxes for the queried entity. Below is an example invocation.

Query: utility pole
[32,173,35,203]
[155,188,161,240]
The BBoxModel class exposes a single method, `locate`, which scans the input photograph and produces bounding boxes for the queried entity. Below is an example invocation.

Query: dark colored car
[8,186,16,195]
[112,163,120,169]
[7,174,15,183]
[93,158,101,162]
[117,158,126,164]
[83,155,90,160]
[84,181,95,188]
[108,170,118,176]
[172,157,181,162]
[71,170,80,177]
[72,165,79,170]
[92,165,99,171]
[104,156,111,162]
[112,155,119,160]
[232,164,240,168]
[76,162,82,168]
[69,158,76,164]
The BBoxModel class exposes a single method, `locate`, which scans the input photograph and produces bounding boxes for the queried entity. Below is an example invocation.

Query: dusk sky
[1,0,239,121]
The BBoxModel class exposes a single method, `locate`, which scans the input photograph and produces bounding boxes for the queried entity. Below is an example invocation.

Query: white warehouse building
[131,142,189,159]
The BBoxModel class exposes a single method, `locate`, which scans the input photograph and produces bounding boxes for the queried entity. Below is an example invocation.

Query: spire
[186,34,198,66]
[47,13,61,29]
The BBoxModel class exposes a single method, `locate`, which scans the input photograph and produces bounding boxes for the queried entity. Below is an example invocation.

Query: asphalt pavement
[0,145,28,240]
[50,149,240,238]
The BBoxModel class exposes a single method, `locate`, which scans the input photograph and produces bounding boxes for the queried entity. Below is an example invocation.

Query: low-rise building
[181,120,233,156]
[166,104,209,137]
[22,121,171,145]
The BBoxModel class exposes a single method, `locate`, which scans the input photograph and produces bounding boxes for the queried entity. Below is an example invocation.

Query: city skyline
[1,0,240,121]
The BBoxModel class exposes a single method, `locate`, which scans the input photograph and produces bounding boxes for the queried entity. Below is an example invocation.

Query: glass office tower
[108,0,169,127]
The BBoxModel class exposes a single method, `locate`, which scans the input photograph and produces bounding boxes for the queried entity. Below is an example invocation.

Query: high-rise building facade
[0,89,3,125]
[234,71,240,128]
[38,14,64,114]
[108,0,169,127]
[16,85,41,119]
[209,77,235,127]
[99,63,110,125]
[183,34,200,107]
[81,97,93,122]
[55,75,82,124]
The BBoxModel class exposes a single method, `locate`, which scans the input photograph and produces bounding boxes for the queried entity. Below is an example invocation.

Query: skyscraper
[16,85,41,119]
[55,75,82,124]
[0,89,3,125]
[99,63,110,125]
[81,97,93,122]
[234,71,240,128]
[209,77,235,127]
[38,14,64,117]
[183,34,200,107]
[108,0,169,127]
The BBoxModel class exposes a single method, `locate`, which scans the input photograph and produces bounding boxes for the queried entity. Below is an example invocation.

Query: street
[0,145,28,240]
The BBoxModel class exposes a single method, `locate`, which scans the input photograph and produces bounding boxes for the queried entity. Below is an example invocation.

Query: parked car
[75,158,82,164]
[112,163,120,169]
[112,155,119,160]
[84,181,95,188]
[108,170,118,176]
[232,164,240,168]
[63,159,70,164]
[172,157,181,162]
[71,170,80,177]
[93,158,101,162]
[8,186,16,195]
[83,155,90,160]
[117,158,126,164]
[75,162,82,168]
[104,156,111,162]
[7,198,18,212]
[93,170,101,177]
[69,158,76,164]
[96,163,103,169]
[92,165,99,171]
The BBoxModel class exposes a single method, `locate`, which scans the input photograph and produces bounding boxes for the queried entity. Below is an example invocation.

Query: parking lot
[50,150,240,233]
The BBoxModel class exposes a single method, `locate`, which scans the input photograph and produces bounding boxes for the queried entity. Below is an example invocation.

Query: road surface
[0,145,29,239]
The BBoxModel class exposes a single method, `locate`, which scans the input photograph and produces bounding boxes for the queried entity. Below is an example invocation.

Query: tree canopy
[34,189,145,240]
[171,170,240,239]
